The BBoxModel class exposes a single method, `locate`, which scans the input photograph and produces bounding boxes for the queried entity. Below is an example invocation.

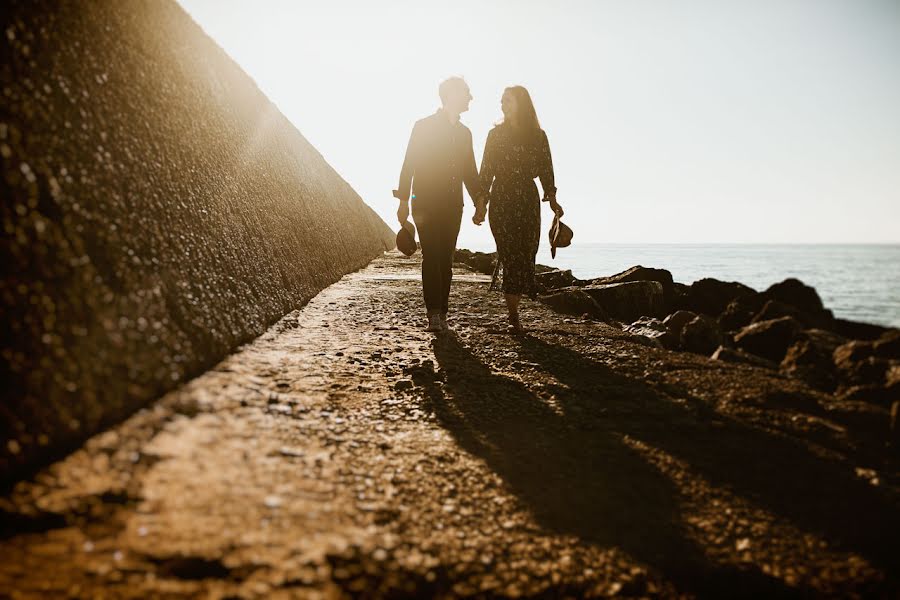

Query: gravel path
[1,252,898,598]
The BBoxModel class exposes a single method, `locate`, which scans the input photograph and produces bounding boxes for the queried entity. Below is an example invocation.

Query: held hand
[549,200,564,218]
[472,199,487,225]
[396,200,410,224]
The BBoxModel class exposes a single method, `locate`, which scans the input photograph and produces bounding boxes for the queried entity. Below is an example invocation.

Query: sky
[177,0,900,246]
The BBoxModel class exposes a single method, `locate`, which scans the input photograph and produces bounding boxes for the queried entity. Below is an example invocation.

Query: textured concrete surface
[0,0,393,483]
[0,253,897,598]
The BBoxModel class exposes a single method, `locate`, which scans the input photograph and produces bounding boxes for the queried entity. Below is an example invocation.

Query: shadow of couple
[414,332,898,597]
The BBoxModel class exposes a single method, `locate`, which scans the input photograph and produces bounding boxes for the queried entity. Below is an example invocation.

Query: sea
[467,243,900,328]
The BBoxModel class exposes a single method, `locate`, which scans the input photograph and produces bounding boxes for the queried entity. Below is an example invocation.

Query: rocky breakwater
[0,0,394,483]
[454,249,900,450]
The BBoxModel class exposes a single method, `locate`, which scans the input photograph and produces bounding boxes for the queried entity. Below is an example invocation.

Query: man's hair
[438,76,469,105]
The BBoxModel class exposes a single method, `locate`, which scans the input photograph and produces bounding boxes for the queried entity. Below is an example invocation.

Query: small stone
[279,447,304,457]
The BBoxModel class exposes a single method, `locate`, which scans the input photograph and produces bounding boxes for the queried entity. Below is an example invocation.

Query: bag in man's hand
[396,220,418,257]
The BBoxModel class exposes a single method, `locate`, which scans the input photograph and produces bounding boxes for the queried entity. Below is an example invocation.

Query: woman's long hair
[502,86,541,131]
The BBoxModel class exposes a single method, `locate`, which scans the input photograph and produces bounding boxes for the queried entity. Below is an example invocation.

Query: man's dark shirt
[395,110,481,210]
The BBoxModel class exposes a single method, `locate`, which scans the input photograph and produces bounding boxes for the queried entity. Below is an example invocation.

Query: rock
[680,315,724,355]
[711,346,777,369]
[762,278,825,315]
[891,401,900,452]
[534,269,583,293]
[888,364,900,388]
[718,295,766,332]
[829,318,889,341]
[662,310,697,347]
[780,329,847,391]
[734,316,802,363]
[589,265,675,305]
[682,278,758,317]
[752,300,803,324]
[833,340,875,364]
[754,297,834,329]
[832,341,894,387]
[539,288,607,320]
[623,317,670,349]
[874,330,900,360]
[582,281,665,322]
[453,249,496,275]
[837,384,899,407]
[0,0,394,482]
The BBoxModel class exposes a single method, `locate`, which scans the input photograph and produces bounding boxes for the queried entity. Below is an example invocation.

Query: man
[394,77,487,332]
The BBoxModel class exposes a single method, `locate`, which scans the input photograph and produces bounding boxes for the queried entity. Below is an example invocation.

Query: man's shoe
[426,313,443,332]
[439,313,450,331]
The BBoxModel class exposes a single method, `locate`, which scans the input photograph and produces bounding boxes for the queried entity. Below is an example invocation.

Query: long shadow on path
[418,337,808,597]
[514,336,900,579]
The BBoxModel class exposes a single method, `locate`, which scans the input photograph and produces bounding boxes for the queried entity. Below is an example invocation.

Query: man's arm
[394,122,419,203]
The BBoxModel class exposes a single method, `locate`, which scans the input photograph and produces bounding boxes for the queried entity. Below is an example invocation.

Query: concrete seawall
[0,0,394,483]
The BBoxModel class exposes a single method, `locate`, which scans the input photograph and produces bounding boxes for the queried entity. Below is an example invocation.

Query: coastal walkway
[1,252,897,598]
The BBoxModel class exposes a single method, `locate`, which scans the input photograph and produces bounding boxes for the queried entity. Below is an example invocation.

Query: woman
[478,86,563,332]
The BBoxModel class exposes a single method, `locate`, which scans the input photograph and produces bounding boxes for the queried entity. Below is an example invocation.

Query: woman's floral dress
[479,124,556,296]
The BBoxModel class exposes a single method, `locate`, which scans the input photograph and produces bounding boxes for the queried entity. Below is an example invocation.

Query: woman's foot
[507,312,525,334]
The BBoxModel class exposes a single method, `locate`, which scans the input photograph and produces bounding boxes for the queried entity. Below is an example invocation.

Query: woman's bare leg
[505,293,523,331]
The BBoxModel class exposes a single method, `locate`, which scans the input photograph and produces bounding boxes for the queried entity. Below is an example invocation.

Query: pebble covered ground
[1,252,898,598]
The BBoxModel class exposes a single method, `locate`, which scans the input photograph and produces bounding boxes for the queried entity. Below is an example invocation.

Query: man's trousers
[412,200,463,315]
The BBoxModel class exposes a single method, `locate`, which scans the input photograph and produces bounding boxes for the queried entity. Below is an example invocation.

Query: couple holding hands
[394,76,564,334]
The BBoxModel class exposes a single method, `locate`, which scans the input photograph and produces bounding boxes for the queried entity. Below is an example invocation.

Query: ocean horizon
[464,242,900,328]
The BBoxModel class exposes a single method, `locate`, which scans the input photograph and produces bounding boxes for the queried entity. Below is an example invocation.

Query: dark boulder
[672,282,691,307]
[734,316,803,363]
[582,281,665,322]
[829,318,889,341]
[535,269,584,293]
[681,315,724,355]
[711,346,777,369]
[753,299,837,330]
[891,402,900,452]
[539,287,607,320]
[780,329,846,391]
[454,249,496,275]
[888,364,900,389]
[589,265,676,305]
[874,329,900,360]
[762,278,825,315]
[662,310,697,347]
[623,317,670,349]
[833,341,894,387]
[682,278,758,317]
[752,299,803,324]
[718,294,766,332]
[838,384,899,407]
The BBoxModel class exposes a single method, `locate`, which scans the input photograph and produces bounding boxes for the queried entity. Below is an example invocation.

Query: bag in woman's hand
[549,214,573,259]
